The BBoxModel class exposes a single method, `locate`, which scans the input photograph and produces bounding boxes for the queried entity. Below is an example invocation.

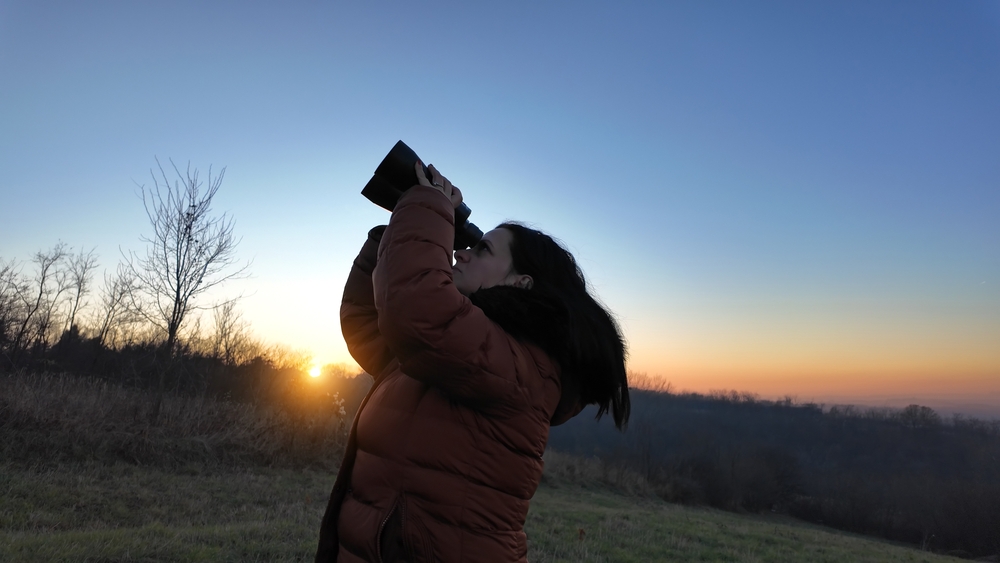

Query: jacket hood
[468,285,582,425]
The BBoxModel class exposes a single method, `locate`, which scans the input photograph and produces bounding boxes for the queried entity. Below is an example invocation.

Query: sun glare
[308,366,321,378]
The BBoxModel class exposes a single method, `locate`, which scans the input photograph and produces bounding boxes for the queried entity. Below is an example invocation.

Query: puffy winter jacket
[316,186,576,563]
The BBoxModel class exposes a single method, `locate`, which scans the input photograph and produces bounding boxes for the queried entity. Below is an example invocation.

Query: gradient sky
[2,1,998,407]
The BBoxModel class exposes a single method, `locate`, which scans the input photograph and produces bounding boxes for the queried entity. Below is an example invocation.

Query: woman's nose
[454,250,470,263]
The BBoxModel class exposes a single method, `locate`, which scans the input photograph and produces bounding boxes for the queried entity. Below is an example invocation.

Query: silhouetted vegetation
[549,386,1000,559]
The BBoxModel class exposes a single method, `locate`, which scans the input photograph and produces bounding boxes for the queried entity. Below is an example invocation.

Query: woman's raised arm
[340,225,395,379]
[372,186,544,413]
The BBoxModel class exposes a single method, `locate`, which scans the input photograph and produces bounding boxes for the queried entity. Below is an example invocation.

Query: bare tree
[124,158,249,361]
[0,258,25,363]
[12,243,70,359]
[63,247,99,334]
[95,264,141,349]
[211,300,253,366]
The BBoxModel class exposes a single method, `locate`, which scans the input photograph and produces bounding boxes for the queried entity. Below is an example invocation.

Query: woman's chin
[456,283,475,297]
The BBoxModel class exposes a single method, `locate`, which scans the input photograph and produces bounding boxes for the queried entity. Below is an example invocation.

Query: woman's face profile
[452,228,530,295]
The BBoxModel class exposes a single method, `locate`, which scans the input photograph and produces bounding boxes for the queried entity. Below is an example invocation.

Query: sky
[2,1,998,412]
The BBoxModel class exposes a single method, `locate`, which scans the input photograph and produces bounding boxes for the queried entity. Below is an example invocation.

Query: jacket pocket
[401,499,434,563]
[378,495,436,563]
[378,497,406,563]
[337,492,387,562]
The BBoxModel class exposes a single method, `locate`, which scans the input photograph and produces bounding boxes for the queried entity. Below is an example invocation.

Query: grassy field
[0,459,962,563]
[0,373,964,562]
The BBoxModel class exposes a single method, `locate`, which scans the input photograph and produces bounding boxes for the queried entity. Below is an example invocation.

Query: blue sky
[2,1,998,404]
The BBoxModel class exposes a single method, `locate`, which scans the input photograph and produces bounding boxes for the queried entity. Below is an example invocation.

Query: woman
[316,163,629,562]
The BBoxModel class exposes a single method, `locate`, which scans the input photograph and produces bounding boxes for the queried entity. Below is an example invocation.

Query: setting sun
[308,366,321,378]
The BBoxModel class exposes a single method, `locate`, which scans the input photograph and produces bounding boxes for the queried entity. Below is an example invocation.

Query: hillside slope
[1,461,962,563]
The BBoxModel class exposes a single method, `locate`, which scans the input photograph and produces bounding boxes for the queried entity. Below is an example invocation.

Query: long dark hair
[495,222,630,430]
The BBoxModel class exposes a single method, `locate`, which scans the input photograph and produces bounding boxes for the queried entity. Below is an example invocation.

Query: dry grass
[0,371,346,469]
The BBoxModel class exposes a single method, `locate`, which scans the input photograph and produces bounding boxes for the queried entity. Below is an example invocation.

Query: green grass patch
[526,484,960,562]
[1,462,328,562]
[1,462,962,563]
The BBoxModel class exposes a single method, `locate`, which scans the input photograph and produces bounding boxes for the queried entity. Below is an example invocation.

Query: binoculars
[362,141,484,250]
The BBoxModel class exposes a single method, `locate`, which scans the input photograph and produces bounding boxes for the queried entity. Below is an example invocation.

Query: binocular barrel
[361,141,484,250]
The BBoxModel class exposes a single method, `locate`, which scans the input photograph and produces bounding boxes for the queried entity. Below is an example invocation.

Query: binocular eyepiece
[361,141,484,250]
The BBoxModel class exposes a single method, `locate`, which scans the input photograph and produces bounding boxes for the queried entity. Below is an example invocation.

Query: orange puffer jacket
[316,186,579,563]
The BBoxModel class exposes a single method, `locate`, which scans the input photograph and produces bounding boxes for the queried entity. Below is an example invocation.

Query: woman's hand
[415,162,463,209]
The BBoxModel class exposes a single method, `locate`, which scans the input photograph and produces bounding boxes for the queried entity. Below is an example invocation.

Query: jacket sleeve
[373,186,530,410]
[341,225,395,378]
